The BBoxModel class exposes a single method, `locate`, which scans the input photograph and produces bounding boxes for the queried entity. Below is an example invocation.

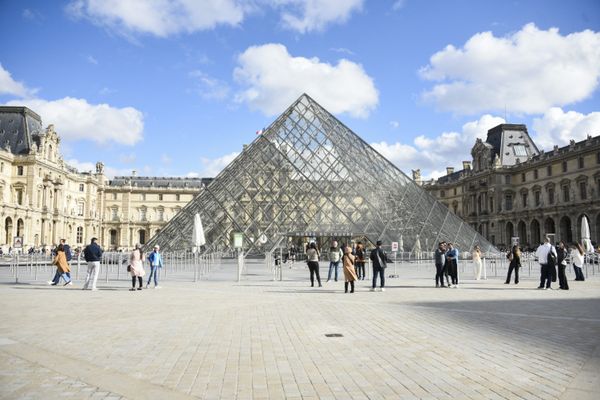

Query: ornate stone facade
[0,106,209,251]
[420,124,600,249]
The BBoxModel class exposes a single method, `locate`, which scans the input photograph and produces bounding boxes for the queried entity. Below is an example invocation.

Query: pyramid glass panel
[148,94,496,254]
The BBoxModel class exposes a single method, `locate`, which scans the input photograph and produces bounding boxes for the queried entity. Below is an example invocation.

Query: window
[562,161,568,173]
[158,194,163,201]
[157,209,164,221]
[17,166,24,176]
[0,162,3,173]
[453,188,457,195]
[110,229,117,245]
[79,183,84,192]
[597,152,600,164]
[139,208,147,221]
[578,157,584,169]
[521,193,528,208]
[548,188,555,204]
[16,189,23,205]
[579,182,587,200]
[547,165,552,176]
[76,226,83,244]
[176,194,181,201]
[521,173,526,183]
[440,190,445,198]
[513,145,527,157]
[489,198,494,213]
[141,193,146,201]
[112,193,117,200]
[534,191,541,206]
[533,169,538,179]
[505,194,513,211]
[504,175,511,184]
[562,186,570,202]
[139,230,146,245]
[111,208,118,221]
[77,202,84,216]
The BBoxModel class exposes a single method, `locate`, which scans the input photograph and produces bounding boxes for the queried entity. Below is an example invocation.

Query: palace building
[0,106,209,251]
[418,124,600,249]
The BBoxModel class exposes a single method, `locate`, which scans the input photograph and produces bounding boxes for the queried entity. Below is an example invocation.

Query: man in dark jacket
[82,237,103,291]
[370,240,387,292]
[434,242,447,288]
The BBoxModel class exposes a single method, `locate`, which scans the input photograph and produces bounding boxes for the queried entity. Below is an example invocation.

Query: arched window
[76,226,84,244]
[139,230,146,245]
[110,229,118,246]
[16,218,24,237]
[4,217,13,244]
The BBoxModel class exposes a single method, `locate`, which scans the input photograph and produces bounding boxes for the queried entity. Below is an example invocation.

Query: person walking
[557,241,569,290]
[82,237,103,291]
[472,245,482,280]
[306,242,322,287]
[536,236,557,290]
[146,245,163,289]
[571,242,586,281]
[49,239,73,285]
[51,244,72,286]
[354,242,366,280]
[342,246,358,293]
[129,244,146,291]
[369,240,387,291]
[446,243,459,288]
[434,242,446,288]
[504,245,521,284]
[327,241,343,282]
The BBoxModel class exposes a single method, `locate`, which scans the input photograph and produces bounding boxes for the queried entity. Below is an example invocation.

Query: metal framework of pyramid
[148,94,496,254]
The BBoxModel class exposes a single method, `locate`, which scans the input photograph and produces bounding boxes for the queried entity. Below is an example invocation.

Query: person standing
[306,242,322,287]
[504,245,521,284]
[146,245,163,289]
[556,241,569,290]
[327,241,343,282]
[434,242,446,288]
[571,242,585,281]
[82,237,103,291]
[536,236,557,290]
[369,240,387,291]
[51,244,72,286]
[129,244,145,291]
[342,246,358,293]
[354,242,366,280]
[446,243,459,288]
[472,245,482,280]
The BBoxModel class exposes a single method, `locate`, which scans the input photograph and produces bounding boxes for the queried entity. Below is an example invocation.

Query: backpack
[547,248,556,267]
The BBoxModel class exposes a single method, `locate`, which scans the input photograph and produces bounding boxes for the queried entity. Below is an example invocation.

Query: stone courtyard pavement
[1,260,599,400]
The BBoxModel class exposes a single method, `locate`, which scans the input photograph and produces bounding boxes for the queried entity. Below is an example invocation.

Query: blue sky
[1,0,599,180]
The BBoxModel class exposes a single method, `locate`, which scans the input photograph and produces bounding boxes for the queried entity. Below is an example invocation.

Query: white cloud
[371,114,505,180]
[0,63,36,97]
[389,120,399,129]
[189,70,230,100]
[65,158,132,178]
[392,0,406,11]
[192,151,240,178]
[234,43,378,118]
[277,0,363,33]
[66,0,246,37]
[330,47,355,56]
[5,97,144,145]
[86,55,98,65]
[420,23,600,114]
[119,153,136,164]
[532,107,600,149]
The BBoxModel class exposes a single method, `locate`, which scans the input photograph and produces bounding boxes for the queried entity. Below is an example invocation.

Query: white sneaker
[91,288,98,291]
[47,281,53,285]
[380,288,385,292]
[154,285,161,289]
[145,284,149,289]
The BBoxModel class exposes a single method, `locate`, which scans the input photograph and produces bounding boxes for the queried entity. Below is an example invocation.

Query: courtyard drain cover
[325,333,344,337]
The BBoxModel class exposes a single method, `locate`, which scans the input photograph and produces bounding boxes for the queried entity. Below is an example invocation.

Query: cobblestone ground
[0,260,599,400]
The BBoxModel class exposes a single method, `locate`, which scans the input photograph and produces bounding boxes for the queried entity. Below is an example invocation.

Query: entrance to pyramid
[278,232,376,261]
[147,94,496,257]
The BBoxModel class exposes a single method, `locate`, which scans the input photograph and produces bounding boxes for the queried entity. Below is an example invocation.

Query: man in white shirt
[535,236,557,290]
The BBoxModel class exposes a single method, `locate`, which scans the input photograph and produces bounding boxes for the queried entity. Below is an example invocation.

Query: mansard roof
[0,106,44,155]
[486,123,539,167]
[108,176,212,189]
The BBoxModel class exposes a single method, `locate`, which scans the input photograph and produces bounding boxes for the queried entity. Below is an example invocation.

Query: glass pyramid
[148,94,496,255]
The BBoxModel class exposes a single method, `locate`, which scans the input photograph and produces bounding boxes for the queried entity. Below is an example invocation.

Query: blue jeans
[52,269,71,284]
[372,267,385,288]
[327,261,340,281]
[147,265,160,286]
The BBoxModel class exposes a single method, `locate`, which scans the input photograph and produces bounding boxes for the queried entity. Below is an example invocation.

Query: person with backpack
[535,236,557,290]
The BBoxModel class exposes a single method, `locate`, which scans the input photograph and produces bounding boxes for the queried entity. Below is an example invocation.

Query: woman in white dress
[472,245,482,280]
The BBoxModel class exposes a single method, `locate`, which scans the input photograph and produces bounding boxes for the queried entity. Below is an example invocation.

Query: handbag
[127,265,131,272]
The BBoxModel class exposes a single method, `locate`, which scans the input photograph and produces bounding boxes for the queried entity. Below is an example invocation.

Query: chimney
[132,170,137,177]
[446,167,454,175]
[462,161,471,170]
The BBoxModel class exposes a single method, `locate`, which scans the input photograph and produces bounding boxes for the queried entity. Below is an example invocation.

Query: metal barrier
[0,250,224,284]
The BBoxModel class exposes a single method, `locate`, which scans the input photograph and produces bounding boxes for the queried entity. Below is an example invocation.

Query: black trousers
[355,261,365,279]
[131,276,142,288]
[539,264,552,288]
[449,259,458,284]
[506,264,519,284]
[307,261,321,286]
[558,264,569,289]
[573,265,585,281]
[372,267,385,288]
[435,263,445,286]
